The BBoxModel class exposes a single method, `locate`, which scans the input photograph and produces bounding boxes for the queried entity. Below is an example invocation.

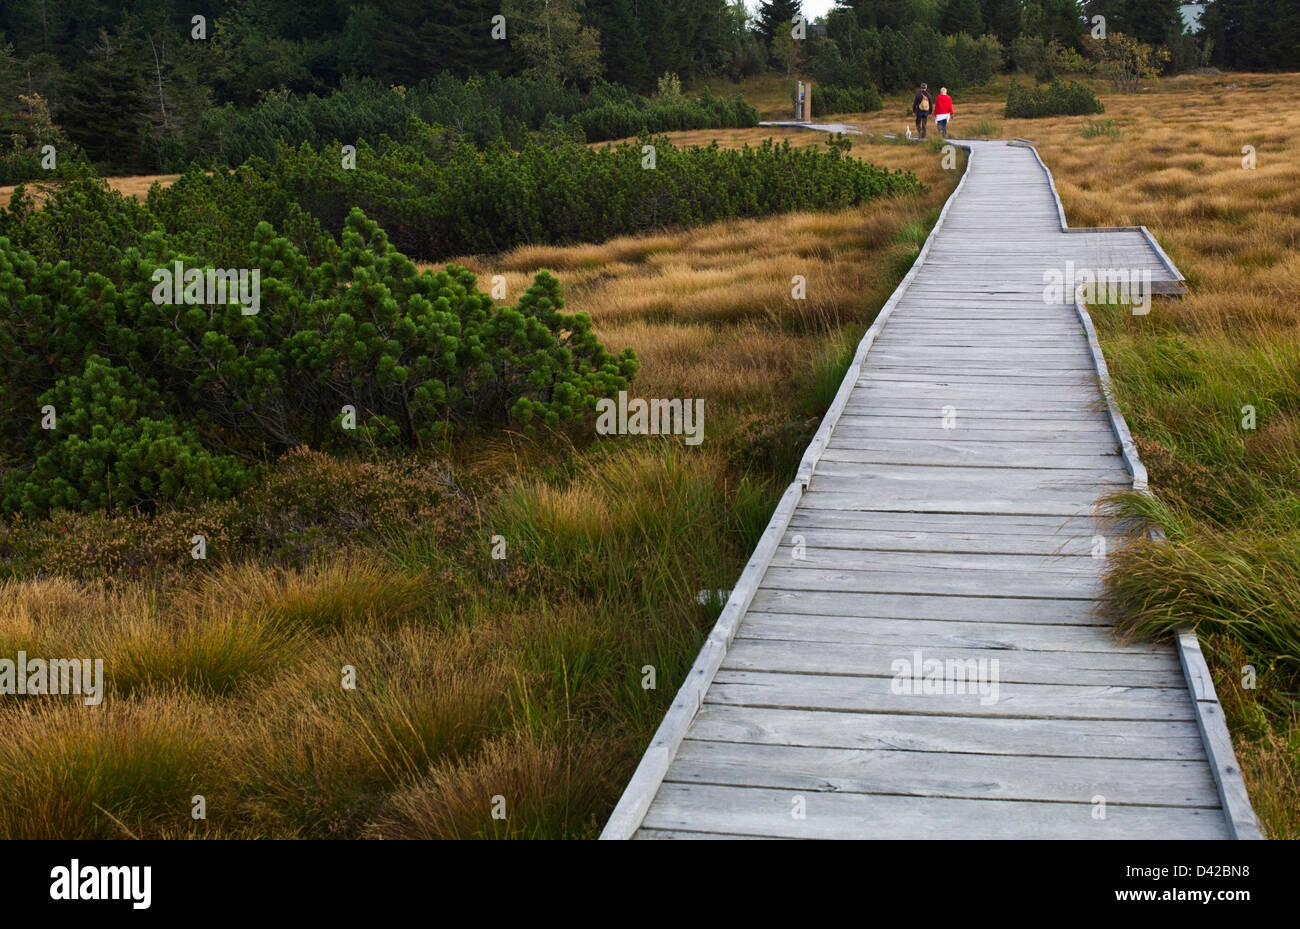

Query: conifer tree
[942,0,986,36]
[755,0,804,47]
[59,30,148,171]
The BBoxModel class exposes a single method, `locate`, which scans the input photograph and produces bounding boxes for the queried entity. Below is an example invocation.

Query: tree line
[1,1,1294,179]
[777,1,1295,93]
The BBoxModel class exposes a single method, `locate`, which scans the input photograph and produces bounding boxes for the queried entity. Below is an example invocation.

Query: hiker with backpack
[912,83,933,140]
[934,87,953,138]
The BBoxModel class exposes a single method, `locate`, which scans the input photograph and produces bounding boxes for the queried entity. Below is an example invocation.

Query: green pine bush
[0,208,639,517]
[1005,80,1105,118]
[0,119,921,518]
[810,85,884,117]
[2,356,252,517]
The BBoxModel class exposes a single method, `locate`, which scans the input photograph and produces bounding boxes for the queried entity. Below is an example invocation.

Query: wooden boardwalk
[602,140,1262,840]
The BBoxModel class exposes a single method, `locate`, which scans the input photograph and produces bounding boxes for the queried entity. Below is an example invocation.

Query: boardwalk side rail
[599,142,980,839]
[1013,139,1188,295]
[1027,143,1264,840]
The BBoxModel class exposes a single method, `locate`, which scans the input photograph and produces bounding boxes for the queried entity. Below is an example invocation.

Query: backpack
[918,94,930,112]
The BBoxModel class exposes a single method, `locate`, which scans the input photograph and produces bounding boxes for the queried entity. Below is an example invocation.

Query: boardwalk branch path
[602,139,1262,840]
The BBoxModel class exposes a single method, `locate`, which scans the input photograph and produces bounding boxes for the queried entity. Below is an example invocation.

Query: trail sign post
[795,81,812,121]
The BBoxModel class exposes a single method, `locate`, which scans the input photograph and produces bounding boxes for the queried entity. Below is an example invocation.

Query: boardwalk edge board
[1020,141,1188,295]
[602,139,1262,840]
[599,144,980,840]
[598,481,803,839]
[1029,143,1264,840]
[794,142,978,491]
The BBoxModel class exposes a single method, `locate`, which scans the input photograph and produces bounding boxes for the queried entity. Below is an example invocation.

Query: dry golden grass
[0,565,521,837]
[0,690,222,839]
[1024,76,1300,345]
[362,729,628,839]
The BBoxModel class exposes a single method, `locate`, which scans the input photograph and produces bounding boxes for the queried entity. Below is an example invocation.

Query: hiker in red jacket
[934,87,953,138]
[911,83,933,139]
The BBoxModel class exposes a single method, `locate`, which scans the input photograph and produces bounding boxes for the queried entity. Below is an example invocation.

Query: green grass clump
[1080,118,1122,138]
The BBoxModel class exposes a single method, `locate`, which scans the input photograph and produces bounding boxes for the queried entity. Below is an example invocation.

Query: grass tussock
[362,731,629,839]
[0,693,218,839]
[1105,532,1300,840]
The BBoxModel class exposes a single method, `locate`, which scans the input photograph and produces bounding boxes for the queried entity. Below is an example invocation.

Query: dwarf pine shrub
[1005,80,1105,118]
[0,209,637,516]
[810,85,884,117]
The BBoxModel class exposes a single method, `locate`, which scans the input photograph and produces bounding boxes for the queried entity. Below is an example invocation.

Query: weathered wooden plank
[809,461,1128,486]
[882,314,1081,322]
[668,740,1220,806]
[641,783,1230,839]
[806,469,1119,491]
[878,330,1082,338]
[867,358,1093,374]
[748,589,1110,625]
[829,422,1118,441]
[778,525,1113,555]
[784,509,1124,536]
[876,332,1083,341]
[847,392,1103,409]
[859,370,1100,385]
[837,410,1112,428]
[848,389,1103,404]
[872,341,1085,350]
[839,406,1111,423]
[737,613,1163,653]
[721,638,1184,687]
[859,368,1098,382]
[871,341,1089,353]
[822,424,1123,445]
[760,565,1102,599]
[887,309,1078,317]
[706,669,1198,721]
[686,704,1209,759]
[818,443,1125,469]
[769,545,1106,576]
[796,489,1106,517]
[858,372,1100,387]
[876,327,1084,336]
